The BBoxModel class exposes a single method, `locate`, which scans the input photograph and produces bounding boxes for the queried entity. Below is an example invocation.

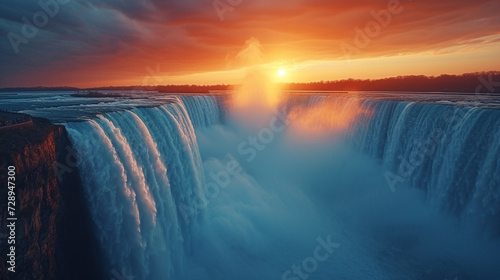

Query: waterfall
[281,95,500,238]
[64,96,222,279]
[351,99,500,237]
[64,94,500,280]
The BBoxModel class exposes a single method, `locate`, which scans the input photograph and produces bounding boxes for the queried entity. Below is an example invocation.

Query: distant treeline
[285,72,500,93]
[0,86,79,92]
[86,85,231,93]
[1,72,499,93]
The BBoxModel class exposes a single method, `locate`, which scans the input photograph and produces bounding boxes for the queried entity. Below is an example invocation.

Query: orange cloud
[0,0,499,87]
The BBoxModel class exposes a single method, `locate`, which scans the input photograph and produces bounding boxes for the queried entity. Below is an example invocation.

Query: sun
[277,68,286,77]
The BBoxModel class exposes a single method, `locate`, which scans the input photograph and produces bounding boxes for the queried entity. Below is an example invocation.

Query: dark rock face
[0,118,105,280]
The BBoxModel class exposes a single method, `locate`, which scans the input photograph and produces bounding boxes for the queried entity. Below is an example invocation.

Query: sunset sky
[0,0,499,87]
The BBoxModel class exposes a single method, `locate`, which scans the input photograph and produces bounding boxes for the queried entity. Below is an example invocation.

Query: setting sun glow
[278,69,286,77]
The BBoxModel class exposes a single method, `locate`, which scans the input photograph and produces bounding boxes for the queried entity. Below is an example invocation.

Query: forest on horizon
[1,72,499,94]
